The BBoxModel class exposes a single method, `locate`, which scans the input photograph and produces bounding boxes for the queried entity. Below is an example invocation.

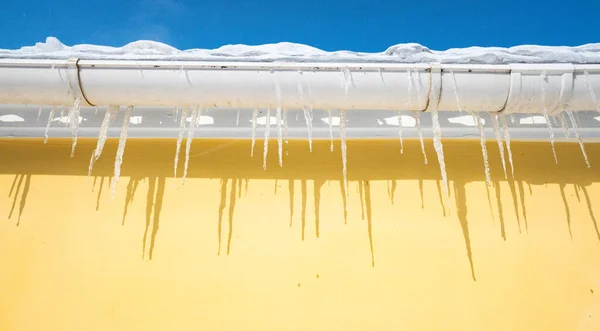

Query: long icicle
[340,110,348,196]
[183,107,200,184]
[173,107,189,178]
[298,82,313,152]
[431,108,450,206]
[68,98,81,157]
[472,112,491,186]
[415,111,427,164]
[111,106,133,197]
[88,106,118,176]
[263,106,271,170]
[500,114,515,177]
[541,72,558,165]
[251,107,258,157]
[44,106,55,144]
[566,108,591,168]
[490,113,507,179]
[397,111,404,154]
[584,70,600,114]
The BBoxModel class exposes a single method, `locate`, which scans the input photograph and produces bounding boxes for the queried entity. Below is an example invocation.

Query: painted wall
[0,138,599,330]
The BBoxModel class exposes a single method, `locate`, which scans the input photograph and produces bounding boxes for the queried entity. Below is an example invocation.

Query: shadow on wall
[1,138,600,280]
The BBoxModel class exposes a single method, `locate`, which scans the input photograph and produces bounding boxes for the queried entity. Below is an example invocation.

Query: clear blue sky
[1,0,598,52]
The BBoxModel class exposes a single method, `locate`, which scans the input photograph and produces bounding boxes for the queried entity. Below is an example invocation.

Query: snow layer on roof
[1,37,599,64]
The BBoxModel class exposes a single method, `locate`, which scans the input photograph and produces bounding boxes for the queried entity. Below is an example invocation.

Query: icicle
[541,72,558,165]
[299,82,313,152]
[558,112,570,138]
[173,106,180,122]
[60,107,66,124]
[415,111,427,164]
[44,106,55,144]
[500,114,515,177]
[263,106,271,170]
[88,106,118,176]
[566,108,591,168]
[450,70,464,114]
[37,106,43,122]
[283,108,289,145]
[472,112,491,186]
[94,106,99,115]
[340,110,348,196]
[584,70,600,114]
[68,98,81,157]
[490,114,507,179]
[251,107,258,157]
[275,82,283,167]
[397,111,404,154]
[431,109,450,205]
[173,107,189,178]
[326,109,334,152]
[342,67,351,98]
[183,107,200,184]
[414,69,423,106]
[110,106,133,197]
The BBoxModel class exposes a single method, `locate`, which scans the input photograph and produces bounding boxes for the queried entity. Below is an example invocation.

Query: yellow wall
[1,137,599,330]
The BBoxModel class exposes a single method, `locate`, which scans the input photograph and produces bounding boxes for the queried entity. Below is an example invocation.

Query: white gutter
[0,59,599,114]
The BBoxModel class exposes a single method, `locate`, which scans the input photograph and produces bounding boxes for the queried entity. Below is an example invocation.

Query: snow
[2,37,600,64]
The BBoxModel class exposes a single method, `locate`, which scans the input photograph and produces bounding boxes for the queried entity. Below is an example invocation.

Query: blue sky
[1,0,598,52]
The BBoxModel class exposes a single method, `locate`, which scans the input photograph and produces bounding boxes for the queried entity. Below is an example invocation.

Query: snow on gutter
[0,59,599,114]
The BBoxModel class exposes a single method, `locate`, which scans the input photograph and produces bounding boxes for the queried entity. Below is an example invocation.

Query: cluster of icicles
[39,69,598,202]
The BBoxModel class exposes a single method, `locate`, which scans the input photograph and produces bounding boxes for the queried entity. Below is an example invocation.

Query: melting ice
[584,70,600,114]
[397,111,404,154]
[431,109,450,205]
[111,106,133,197]
[174,107,189,178]
[44,106,55,144]
[88,106,118,176]
[263,107,271,170]
[327,109,334,152]
[68,98,81,157]
[540,73,558,165]
[183,107,200,183]
[490,113,507,179]
[566,108,591,168]
[414,111,428,164]
[500,114,515,177]
[251,107,258,157]
[472,112,491,186]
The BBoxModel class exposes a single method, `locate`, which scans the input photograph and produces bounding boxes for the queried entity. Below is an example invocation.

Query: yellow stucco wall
[0,137,599,330]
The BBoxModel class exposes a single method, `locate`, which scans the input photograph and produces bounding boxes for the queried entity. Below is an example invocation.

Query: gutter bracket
[425,63,442,112]
[66,58,94,107]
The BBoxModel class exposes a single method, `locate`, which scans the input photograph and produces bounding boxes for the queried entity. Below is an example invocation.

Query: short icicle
[500,114,515,177]
[414,111,428,164]
[37,106,43,122]
[44,106,55,144]
[110,106,133,197]
[68,98,81,157]
[88,106,118,176]
[182,107,200,184]
[340,110,348,196]
[472,112,491,186]
[566,108,591,168]
[173,107,189,178]
[251,107,258,157]
[263,106,271,170]
[490,113,507,179]
[431,108,450,206]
